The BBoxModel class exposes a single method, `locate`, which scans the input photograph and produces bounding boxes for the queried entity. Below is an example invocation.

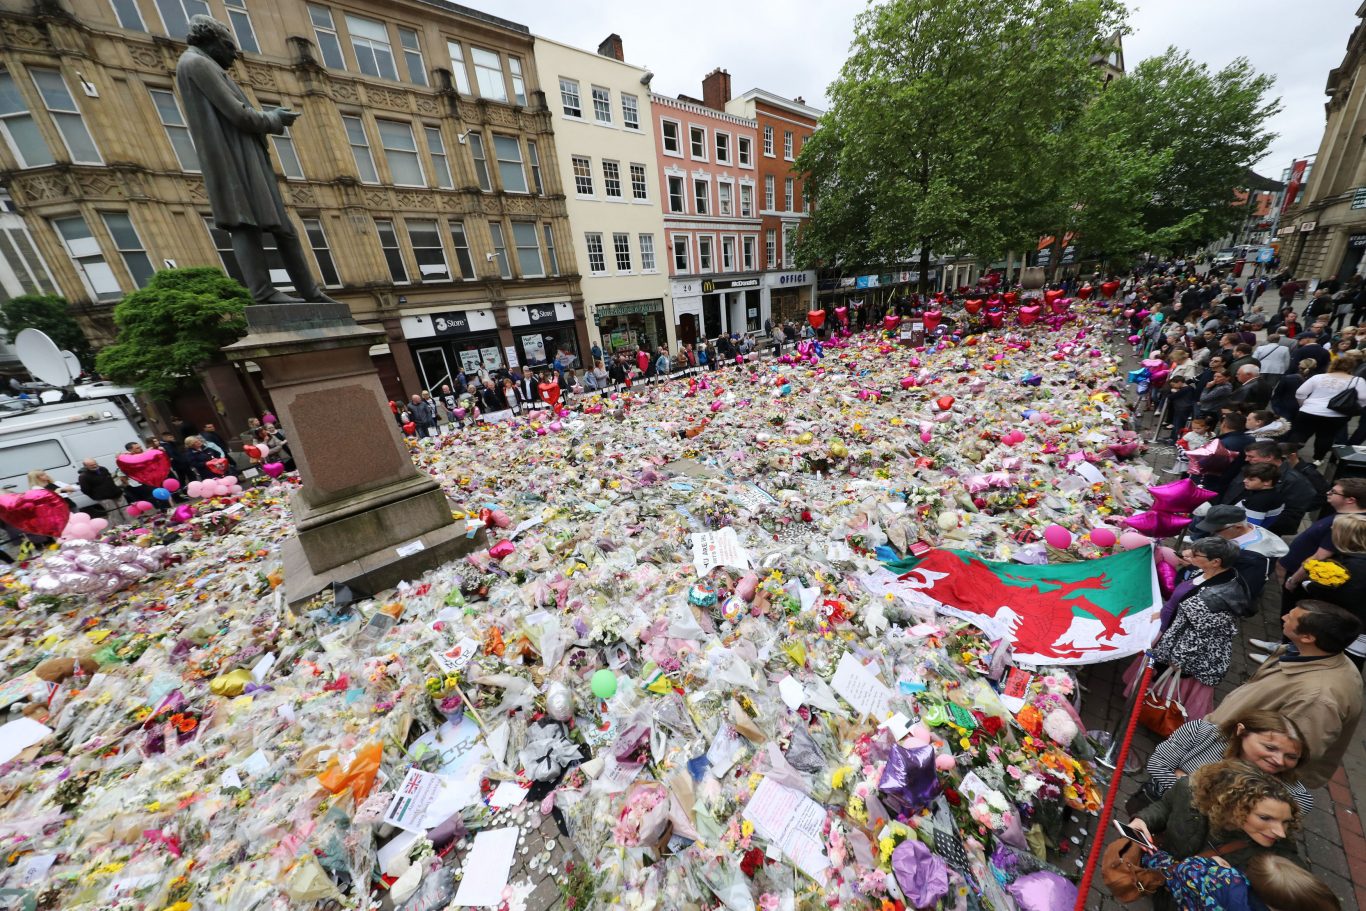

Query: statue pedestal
[224,304,471,605]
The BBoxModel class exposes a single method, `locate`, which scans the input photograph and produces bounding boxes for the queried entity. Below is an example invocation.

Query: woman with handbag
[1144,710,1312,812]
[1124,537,1249,721]
[1292,355,1366,461]
[1114,761,1301,910]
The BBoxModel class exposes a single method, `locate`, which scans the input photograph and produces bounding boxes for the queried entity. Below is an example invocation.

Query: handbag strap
[1197,839,1249,860]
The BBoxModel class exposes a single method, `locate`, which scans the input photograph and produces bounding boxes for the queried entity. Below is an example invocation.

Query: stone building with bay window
[0,0,585,430]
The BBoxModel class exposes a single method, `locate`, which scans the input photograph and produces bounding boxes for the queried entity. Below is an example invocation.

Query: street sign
[1300,221,1318,232]
[1352,187,1366,209]
[1256,248,1274,263]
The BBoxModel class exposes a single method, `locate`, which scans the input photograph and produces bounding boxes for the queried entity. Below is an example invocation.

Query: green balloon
[590,669,618,699]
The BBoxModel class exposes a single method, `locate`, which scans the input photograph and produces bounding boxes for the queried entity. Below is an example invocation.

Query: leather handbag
[1327,378,1363,417]
[1102,837,1249,903]
[1101,838,1164,902]
[1137,665,1187,738]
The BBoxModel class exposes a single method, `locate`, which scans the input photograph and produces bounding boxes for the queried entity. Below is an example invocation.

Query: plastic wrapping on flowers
[0,296,1161,911]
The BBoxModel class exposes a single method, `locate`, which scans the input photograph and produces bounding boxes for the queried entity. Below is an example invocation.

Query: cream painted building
[533,33,672,359]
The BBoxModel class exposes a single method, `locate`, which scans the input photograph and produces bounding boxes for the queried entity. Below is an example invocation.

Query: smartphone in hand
[1114,820,1156,852]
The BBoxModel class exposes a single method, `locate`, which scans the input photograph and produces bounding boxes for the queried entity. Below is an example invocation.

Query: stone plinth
[224,305,460,605]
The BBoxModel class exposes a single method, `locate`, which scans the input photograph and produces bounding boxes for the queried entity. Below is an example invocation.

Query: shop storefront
[508,301,582,372]
[400,307,505,390]
[763,270,815,326]
[700,275,762,338]
[672,279,704,345]
[593,298,668,357]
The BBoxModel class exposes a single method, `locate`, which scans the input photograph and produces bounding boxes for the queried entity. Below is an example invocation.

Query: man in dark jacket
[78,458,123,518]
[1229,365,1275,410]
[1218,441,1316,536]
[1292,334,1331,374]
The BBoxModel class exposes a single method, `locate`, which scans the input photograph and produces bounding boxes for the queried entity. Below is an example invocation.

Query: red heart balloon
[1019,305,1041,326]
[883,315,901,332]
[985,311,1004,328]
[116,449,171,488]
[924,309,943,332]
[1044,289,1064,304]
[538,382,561,409]
[964,299,983,315]
[206,458,228,476]
[403,421,416,435]
[244,444,266,460]
[1076,285,1093,300]
[936,395,955,411]
[1003,292,1019,307]
[1101,280,1122,298]
[806,309,826,329]
[0,488,71,538]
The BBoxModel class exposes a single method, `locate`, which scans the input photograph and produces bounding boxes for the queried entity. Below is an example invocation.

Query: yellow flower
[959,736,972,750]
[1305,559,1350,588]
[741,820,754,839]
[879,837,896,865]
[831,765,853,789]
[93,862,126,875]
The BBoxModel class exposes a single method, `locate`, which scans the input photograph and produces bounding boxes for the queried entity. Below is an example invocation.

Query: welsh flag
[879,547,1161,665]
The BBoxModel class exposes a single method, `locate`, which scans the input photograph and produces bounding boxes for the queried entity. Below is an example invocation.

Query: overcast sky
[485,0,1357,179]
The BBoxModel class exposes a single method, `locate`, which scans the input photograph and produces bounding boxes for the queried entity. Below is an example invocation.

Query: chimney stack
[597,34,624,61]
[702,68,731,111]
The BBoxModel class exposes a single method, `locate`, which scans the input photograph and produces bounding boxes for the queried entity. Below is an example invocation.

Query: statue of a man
[175,15,337,306]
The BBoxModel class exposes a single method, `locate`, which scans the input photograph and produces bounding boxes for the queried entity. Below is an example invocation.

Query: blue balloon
[152,487,171,500]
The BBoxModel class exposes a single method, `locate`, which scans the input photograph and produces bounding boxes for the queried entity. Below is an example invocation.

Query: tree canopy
[0,293,93,369]
[798,0,1281,278]
[94,267,248,401]
[796,0,1127,287]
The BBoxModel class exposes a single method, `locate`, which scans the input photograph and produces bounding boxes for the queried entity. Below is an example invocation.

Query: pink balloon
[262,462,285,479]
[1122,511,1191,538]
[89,518,108,533]
[1147,478,1218,514]
[1157,561,1178,597]
[186,481,202,497]
[161,478,181,493]
[934,753,957,771]
[1119,531,1153,551]
[1089,526,1118,549]
[1156,545,1180,567]
[1043,524,1073,549]
[172,504,195,523]
[1185,441,1232,476]
[223,476,239,487]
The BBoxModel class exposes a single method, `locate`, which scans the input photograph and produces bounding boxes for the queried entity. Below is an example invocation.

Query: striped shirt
[1146,719,1314,813]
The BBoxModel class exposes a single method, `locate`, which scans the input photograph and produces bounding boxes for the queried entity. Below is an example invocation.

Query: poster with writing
[459,350,482,374]
[689,526,752,576]
[743,777,831,885]
[481,346,503,371]
[830,652,893,719]
[384,768,444,832]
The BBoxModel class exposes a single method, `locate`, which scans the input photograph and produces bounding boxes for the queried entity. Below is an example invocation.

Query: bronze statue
[175,16,337,305]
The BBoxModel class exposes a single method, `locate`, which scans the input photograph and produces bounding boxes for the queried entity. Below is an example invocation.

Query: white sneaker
[1248,652,1271,664]
[1248,638,1280,651]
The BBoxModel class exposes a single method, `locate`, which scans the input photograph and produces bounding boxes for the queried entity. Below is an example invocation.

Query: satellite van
[0,328,145,511]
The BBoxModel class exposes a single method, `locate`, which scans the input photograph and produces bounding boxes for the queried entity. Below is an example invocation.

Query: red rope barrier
[1073,657,1154,911]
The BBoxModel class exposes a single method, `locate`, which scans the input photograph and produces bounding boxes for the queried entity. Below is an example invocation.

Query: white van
[0,391,145,511]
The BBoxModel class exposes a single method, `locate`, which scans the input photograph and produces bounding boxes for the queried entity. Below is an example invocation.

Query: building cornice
[650,93,756,129]
[731,87,824,119]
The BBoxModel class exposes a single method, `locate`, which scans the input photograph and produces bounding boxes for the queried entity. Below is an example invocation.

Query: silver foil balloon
[545,681,575,722]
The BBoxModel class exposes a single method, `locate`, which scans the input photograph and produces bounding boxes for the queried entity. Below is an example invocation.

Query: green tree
[797,0,1126,290]
[0,293,93,369]
[1094,51,1280,254]
[95,267,248,400]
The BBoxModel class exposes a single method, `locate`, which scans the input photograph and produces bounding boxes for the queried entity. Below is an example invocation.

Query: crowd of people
[1096,265,1366,910]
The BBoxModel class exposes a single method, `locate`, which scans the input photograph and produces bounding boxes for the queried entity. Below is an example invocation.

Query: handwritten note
[831,652,893,719]
[431,637,480,675]
[743,777,831,885]
[690,527,752,576]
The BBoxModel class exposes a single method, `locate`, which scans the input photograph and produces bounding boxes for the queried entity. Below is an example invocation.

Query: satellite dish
[15,328,75,387]
[60,350,82,379]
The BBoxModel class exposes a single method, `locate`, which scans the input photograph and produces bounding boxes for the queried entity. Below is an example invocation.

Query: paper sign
[431,637,480,675]
[778,675,805,711]
[385,768,446,833]
[488,779,530,808]
[452,827,519,906]
[831,652,893,719]
[406,717,487,778]
[706,725,744,777]
[743,777,831,885]
[729,482,777,512]
[0,717,53,764]
[16,853,56,887]
[958,770,992,804]
[0,671,44,710]
[1073,461,1105,485]
[690,526,752,576]
[396,539,426,558]
[880,712,912,740]
[220,768,243,790]
[240,750,270,777]
[250,652,276,684]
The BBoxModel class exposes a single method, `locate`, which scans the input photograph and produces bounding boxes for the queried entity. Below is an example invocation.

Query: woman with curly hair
[1126,760,1300,910]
